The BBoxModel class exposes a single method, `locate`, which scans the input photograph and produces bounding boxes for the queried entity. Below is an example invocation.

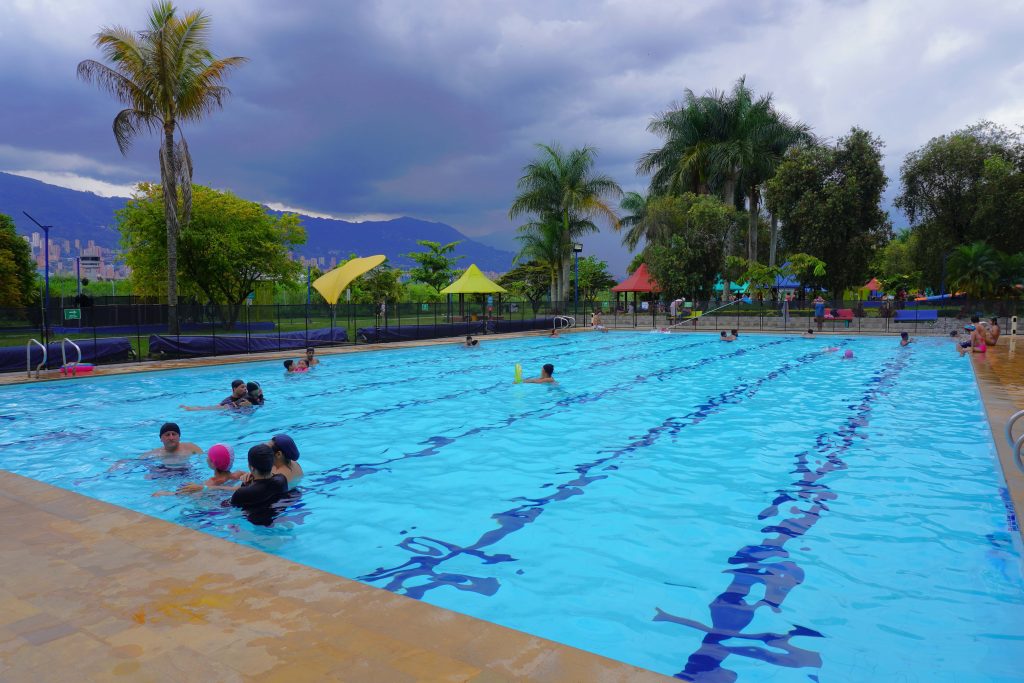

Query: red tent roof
[863,277,881,291]
[612,263,661,293]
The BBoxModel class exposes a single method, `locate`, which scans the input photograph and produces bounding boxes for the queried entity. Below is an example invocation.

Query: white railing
[553,315,575,329]
[26,339,46,379]
[1006,409,1024,474]
[61,338,83,376]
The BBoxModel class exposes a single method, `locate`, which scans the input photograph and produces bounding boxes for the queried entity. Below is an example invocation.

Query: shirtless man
[523,363,556,384]
[304,347,320,367]
[181,379,252,410]
[148,422,203,463]
[592,311,608,332]
[719,331,735,342]
[899,331,913,346]
[801,329,816,339]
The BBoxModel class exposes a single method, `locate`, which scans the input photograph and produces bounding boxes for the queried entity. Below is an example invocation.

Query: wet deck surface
[1,330,1021,681]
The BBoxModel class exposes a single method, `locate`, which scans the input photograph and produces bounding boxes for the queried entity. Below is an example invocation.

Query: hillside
[0,172,515,272]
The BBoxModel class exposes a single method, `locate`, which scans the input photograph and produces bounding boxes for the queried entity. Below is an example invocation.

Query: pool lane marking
[660,351,910,682]
[356,341,828,598]
[306,338,724,484]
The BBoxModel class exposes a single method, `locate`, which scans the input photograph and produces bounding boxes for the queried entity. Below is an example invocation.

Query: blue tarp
[149,327,348,357]
[3,337,134,373]
[358,317,557,343]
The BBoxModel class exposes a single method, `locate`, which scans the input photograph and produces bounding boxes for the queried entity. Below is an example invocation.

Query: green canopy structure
[440,264,506,324]
[313,255,386,304]
[440,264,507,295]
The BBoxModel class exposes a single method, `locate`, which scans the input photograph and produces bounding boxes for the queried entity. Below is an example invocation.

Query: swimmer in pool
[802,329,816,339]
[181,380,252,410]
[153,443,245,495]
[239,434,304,490]
[899,331,913,346]
[719,331,735,342]
[522,363,556,384]
[110,422,203,471]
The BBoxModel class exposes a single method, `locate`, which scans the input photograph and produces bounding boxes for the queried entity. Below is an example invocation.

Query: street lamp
[23,212,52,344]
[573,243,583,318]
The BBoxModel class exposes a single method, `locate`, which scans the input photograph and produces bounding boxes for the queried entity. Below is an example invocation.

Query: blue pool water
[1,332,1021,681]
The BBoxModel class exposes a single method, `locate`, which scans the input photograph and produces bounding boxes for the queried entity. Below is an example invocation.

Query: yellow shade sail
[312,255,387,304]
[439,264,507,295]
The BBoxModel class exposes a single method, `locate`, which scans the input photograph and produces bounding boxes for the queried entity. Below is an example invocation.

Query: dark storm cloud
[2,1,1023,275]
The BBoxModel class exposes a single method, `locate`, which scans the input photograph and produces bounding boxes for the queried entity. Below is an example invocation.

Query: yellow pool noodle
[514,363,522,384]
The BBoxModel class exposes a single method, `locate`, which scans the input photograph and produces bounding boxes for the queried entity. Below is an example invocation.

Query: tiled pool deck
[1,331,1021,681]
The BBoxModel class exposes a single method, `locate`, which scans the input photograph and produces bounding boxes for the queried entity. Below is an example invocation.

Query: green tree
[78,1,247,333]
[509,143,622,305]
[405,240,463,295]
[497,261,550,313]
[895,122,1022,286]
[513,217,562,303]
[767,127,891,296]
[947,241,1000,300]
[570,256,617,309]
[117,183,305,327]
[0,214,38,307]
[642,193,736,300]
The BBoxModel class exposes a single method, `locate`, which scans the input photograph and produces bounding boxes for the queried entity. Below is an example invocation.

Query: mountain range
[0,172,516,273]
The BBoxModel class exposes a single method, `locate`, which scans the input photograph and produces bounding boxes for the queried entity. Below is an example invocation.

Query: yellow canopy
[440,264,507,295]
[312,255,386,304]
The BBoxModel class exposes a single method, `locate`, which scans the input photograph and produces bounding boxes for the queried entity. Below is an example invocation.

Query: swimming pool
[1,332,1021,681]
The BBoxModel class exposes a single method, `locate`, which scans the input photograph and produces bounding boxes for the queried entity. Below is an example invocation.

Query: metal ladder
[26,339,46,379]
[553,315,575,329]
[1007,409,1024,474]
[61,338,83,376]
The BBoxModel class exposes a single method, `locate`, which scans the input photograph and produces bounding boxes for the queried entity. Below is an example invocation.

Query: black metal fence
[1,297,1019,373]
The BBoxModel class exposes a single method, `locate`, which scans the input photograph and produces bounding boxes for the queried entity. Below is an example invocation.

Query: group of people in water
[283,347,321,372]
[149,422,303,516]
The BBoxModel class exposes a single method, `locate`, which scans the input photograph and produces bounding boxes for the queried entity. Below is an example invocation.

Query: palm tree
[618,191,650,251]
[509,144,622,305]
[514,218,562,304]
[947,241,999,300]
[77,1,246,333]
[638,78,813,264]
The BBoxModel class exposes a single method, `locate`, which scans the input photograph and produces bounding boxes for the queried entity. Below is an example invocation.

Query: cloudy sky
[2,0,1023,275]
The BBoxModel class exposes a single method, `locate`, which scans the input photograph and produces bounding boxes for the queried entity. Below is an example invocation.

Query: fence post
[135,303,142,363]
[277,303,282,352]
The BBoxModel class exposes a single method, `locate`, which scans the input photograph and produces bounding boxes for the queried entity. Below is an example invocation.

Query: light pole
[573,243,583,319]
[23,212,52,345]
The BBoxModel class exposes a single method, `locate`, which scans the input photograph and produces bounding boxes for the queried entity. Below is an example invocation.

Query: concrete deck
[0,330,1021,681]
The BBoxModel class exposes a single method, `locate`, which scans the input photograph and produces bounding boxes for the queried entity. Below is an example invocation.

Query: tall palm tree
[948,241,999,300]
[514,218,563,303]
[618,191,650,251]
[509,144,622,305]
[78,1,246,333]
[638,78,813,263]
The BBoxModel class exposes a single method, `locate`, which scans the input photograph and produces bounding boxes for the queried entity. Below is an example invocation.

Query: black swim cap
[246,381,260,393]
[248,444,275,474]
[159,422,180,436]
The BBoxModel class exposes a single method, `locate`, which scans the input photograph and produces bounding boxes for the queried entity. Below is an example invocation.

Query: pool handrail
[26,339,46,379]
[1007,409,1024,474]
[61,338,82,376]
[553,316,575,329]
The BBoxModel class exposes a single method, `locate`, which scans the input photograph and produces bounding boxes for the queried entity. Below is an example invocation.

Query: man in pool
[719,331,734,342]
[523,363,556,384]
[463,334,479,347]
[802,329,816,339]
[899,331,913,346]
[231,444,288,509]
[304,347,320,367]
[181,380,252,410]
[148,422,203,463]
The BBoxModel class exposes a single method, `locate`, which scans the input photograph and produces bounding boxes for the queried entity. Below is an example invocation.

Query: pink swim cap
[208,443,234,471]
[844,349,854,358]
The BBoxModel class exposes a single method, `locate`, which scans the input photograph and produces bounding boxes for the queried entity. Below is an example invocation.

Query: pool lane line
[660,351,910,683]
[305,339,721,485]
[356,340,825,599]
